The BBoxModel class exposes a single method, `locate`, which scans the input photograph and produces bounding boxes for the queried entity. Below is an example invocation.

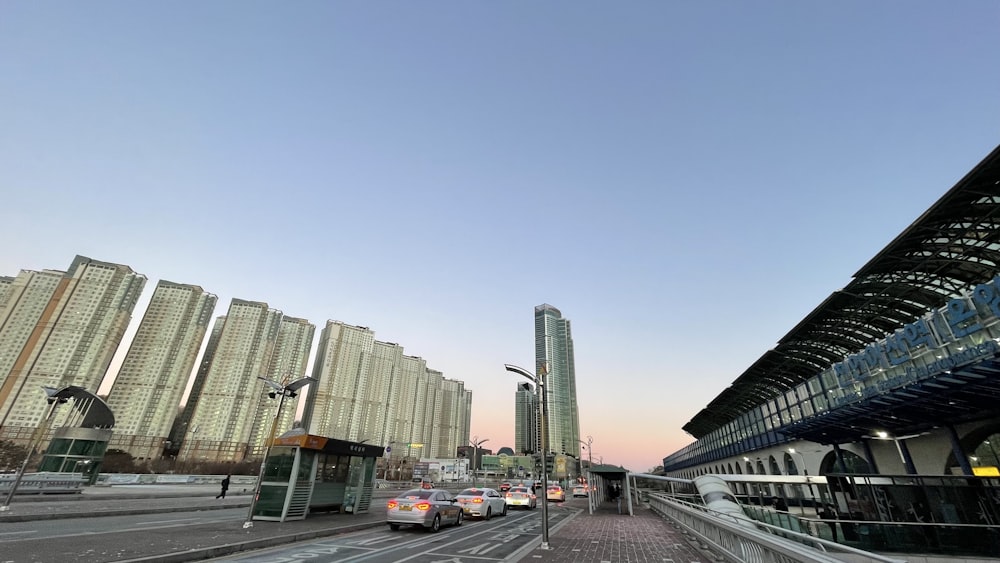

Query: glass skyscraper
[534,304,580,459]
[514,382,538,455]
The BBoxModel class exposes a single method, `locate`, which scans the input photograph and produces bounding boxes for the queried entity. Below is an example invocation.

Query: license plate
[400,505,411,511]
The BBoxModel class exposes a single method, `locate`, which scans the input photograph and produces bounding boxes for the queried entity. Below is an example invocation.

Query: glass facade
[665,278,1000,471]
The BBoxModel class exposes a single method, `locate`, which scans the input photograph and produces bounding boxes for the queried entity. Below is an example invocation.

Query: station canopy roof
[683,144,1000,440]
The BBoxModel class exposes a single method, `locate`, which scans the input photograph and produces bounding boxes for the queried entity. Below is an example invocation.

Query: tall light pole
[579,436,593,473]
[471,436,489,487]
[505,363,550,550]
[2,385,111,512]
[243,375,315,529]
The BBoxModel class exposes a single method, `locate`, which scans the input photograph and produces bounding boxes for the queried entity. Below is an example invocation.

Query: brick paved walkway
[518,502,714,562]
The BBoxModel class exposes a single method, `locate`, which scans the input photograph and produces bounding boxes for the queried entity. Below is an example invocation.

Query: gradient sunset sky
[2,2,998,472]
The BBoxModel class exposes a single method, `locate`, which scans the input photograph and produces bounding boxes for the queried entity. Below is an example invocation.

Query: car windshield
[510,487,530,493]
[458,489,484,496]
[399,490,433,499]
[548,486,560,491]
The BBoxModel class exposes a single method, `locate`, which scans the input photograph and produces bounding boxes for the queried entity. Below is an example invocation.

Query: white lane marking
[125,518,201,526]
[354,512,539,563]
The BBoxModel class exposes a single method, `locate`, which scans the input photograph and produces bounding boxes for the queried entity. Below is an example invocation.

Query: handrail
[646,492,907,563]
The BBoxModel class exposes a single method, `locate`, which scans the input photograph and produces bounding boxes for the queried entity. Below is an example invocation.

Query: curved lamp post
[579,436,594,470]
[504,363,550,550]
[243,375,315,529]
[1,385,112,512]
[471,436,489,487]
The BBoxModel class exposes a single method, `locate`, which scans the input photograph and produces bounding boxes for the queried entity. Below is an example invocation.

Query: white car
[454,487,508,520]
[386,488,463,532]
[505,486,537,510]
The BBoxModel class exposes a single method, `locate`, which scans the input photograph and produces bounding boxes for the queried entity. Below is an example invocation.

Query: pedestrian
[819,504,839,541]
[217,474,230,499]
[773,497,788,512]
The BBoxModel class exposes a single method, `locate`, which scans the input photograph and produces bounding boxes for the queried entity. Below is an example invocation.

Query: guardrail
[646,492,906,563]
[0,473,87,495]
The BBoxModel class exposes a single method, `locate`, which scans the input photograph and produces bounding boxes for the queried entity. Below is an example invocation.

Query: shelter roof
[683,144,1000,439]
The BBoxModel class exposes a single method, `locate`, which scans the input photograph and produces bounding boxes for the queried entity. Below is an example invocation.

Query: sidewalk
[0,483,253,522]
[518,500,717,563]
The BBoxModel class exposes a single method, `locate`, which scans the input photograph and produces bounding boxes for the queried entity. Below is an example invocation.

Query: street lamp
[505,363,550,550]
[578,436,594,471]
[471,436,489,487]
[864,430,925,474]
[243,375,315,529]
[2,385,110,512]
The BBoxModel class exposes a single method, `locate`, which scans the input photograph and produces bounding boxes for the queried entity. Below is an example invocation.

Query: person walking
[819,504,839,541]
[217,475,230,499]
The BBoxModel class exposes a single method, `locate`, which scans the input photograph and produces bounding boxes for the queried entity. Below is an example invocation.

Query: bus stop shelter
[586,464,633,515]
[249,432,385,522]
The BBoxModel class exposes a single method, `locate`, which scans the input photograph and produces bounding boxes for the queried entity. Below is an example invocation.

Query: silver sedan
[386,489,463,532]
[454,487,508,520]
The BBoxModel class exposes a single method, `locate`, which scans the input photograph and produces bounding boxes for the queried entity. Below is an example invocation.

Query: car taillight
[387,501,398,509]
[472,497,483,503]
[415,502,431,511]
[505,493,512,498]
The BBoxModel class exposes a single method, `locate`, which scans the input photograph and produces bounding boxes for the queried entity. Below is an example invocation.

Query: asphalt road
[211,502,580,563]
[0,485,583,563]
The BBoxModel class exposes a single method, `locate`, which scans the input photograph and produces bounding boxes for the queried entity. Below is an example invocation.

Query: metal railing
[645,492,907,563]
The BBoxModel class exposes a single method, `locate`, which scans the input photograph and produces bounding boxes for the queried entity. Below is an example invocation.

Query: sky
[1,2,998,473]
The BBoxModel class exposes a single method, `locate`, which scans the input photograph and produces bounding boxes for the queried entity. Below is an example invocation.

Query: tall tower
[0,256,146,447]
[534,304,580,459]
[177,299,284,462]
[514,382,538,455]
[105,281,217,459]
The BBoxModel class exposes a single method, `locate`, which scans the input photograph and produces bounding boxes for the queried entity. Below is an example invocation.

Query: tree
[0,440,28,472]
[101,449,139,473]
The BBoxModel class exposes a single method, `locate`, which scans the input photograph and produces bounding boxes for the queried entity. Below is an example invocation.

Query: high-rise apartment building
[244,315,314,458]
[304,323,472,462]
[303,321,376,440]
[105,281,217,459]
[420,369,443,457]
[438,378,471,459]
[387,354,427,460]
[177,299,313,462]
[534,304,581,459]
[514,382,538,455]
[0,256,146,447]
[359,340,404,445]
[0,276,13,302]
